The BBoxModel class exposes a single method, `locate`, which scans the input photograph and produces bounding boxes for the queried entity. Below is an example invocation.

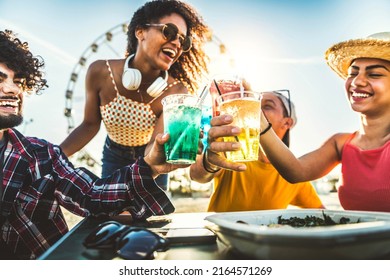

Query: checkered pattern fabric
[0,129,174,259]
[101,94,156,146]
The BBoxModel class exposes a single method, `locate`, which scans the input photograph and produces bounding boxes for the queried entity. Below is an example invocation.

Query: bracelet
[260,122,272,136]
[202,149,221,173]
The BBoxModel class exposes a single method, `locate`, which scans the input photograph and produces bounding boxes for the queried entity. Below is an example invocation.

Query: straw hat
[325,32,390,79]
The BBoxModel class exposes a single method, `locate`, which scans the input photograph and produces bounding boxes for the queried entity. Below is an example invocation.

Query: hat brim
[325,38,390,79]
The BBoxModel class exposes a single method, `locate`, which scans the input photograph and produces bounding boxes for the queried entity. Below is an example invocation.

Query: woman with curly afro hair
[60,0,210,190]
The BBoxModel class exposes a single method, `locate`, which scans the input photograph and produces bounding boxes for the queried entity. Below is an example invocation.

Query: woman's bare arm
[60,61,104,156]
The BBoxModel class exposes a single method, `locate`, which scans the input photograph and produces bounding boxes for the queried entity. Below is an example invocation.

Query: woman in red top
[206,32,390,212]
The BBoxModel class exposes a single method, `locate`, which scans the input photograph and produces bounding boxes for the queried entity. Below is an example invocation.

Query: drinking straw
[169,125,192,160]
[213,79,246,159]
[196,83,211,107]
[239,78,244,98]
[213,79,222,96]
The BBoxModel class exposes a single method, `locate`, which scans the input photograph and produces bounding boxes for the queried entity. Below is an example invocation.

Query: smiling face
[345,58,390,115]
[137,13,188,71]
[0,63,24,130]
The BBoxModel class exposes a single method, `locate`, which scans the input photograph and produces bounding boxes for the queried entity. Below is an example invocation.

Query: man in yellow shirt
[190,90,323,212]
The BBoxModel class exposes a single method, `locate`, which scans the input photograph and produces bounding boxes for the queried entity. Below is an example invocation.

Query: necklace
[136,88,144,103]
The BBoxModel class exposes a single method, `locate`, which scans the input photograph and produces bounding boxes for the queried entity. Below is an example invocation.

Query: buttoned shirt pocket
[17,175,59,221]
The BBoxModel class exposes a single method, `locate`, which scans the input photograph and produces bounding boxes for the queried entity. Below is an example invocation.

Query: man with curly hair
[0,29,188,260]
[60,0,210,190]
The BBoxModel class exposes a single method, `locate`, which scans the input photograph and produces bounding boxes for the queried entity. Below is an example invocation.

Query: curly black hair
[126,0,210,94]
[0,30,48,94]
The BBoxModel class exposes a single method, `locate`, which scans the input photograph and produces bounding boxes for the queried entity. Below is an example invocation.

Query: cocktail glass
[162,94,202,164]
[217,91,262,162]
[209,74,244,117]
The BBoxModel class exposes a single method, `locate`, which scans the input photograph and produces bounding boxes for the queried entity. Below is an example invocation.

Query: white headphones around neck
[122,54,168,98]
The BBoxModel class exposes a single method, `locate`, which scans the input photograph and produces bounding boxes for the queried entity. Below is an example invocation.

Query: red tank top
[338,133,390,212]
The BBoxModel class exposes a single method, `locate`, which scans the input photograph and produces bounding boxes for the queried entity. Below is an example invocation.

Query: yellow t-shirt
[208,160,323,212]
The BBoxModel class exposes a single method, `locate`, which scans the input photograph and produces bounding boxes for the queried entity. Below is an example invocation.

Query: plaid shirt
[0,129,174,259]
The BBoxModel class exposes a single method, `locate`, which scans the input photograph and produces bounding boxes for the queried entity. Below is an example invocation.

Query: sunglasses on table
[144,23,192,52]
[83,221,169,260]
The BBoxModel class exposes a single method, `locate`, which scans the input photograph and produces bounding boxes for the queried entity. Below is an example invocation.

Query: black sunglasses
[83,221,170,260]
[145,23,192,52]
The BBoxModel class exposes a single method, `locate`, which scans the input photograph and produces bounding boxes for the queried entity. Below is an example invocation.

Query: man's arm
[190,114,252,183]
[190,149,222,184]
[51,133,188,219]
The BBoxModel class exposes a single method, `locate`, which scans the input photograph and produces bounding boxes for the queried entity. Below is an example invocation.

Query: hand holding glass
[217,91,262,162]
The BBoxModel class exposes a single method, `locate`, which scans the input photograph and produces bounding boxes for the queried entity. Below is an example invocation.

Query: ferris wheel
[64,21,235,172]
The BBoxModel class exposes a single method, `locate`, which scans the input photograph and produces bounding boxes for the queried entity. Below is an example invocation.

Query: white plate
[205,209,390,259]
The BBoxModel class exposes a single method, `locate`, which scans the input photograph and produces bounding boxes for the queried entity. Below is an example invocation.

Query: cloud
[256,56,323,65]
[273,56,323,64]
[0,19,78,65]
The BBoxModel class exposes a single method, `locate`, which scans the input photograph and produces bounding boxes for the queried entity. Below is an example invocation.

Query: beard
[0,114,23,130]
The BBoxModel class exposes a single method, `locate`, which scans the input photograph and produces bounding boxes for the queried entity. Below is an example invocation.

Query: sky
[1,0,390,174]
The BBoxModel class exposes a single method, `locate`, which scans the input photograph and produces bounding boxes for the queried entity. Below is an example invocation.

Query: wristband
[260,122,272,136]
[202,149,221,173]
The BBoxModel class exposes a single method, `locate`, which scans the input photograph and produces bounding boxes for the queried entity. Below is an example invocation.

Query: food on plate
[236,211,356,228]
[276,212,353,227]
